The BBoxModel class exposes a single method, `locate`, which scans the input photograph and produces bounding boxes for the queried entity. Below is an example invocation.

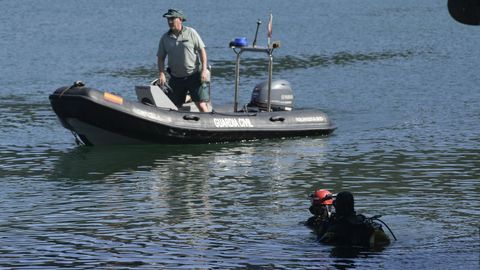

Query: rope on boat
[59,81,85,98]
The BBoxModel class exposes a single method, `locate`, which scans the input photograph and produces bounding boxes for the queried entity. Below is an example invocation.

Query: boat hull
[49,86,335,145]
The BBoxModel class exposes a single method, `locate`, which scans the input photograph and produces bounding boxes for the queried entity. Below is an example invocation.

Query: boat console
[135,80,211,112]
[134,85,177,110]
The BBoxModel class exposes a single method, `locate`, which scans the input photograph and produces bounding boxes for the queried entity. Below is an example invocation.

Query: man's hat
[163,8,186,22]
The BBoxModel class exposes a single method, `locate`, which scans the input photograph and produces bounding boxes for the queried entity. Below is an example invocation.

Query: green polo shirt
[157,26,205,78]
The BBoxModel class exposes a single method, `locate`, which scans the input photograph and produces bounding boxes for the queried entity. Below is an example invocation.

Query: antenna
[252,19,261,47]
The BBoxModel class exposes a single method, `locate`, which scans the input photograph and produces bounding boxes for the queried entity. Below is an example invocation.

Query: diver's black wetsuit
[319,213,384,247]
[314,191,390,248]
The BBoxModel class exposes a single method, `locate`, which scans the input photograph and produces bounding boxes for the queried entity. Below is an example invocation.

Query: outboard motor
[248,79,294,111]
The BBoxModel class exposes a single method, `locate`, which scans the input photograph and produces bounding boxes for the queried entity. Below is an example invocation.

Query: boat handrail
[230,41,280,112]
[211,110,257,117]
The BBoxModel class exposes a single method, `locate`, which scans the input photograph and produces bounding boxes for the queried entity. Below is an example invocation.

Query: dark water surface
[1,0,479,269]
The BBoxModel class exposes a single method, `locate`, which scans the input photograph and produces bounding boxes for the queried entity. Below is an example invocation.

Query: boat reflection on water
[50,144,225,181]
[51,137,330,182]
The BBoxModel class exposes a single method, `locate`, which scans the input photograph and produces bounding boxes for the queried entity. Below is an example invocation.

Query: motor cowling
[249,80,294,111]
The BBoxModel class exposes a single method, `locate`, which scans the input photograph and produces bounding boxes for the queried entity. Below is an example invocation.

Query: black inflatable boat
[50,40,335,146]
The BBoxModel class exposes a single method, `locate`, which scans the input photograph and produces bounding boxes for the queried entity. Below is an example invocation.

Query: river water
[0,0,479,269]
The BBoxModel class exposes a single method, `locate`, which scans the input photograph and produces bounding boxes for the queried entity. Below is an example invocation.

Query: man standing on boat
[156,8,210,112]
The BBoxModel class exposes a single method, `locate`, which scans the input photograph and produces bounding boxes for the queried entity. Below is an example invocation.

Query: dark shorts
[167,73,209,107]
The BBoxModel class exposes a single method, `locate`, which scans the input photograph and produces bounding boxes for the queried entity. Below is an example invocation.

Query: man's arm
[199,47,208,82]
[157,56,166,86]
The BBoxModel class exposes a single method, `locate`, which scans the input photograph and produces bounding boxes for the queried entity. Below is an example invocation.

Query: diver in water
[305,189,334,237]
[306,190,395,248]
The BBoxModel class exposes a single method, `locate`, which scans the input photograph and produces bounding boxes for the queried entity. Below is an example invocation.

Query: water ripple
[94,50,416,81]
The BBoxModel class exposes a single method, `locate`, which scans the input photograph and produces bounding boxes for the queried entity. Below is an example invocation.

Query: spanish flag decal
[104,92,123,105]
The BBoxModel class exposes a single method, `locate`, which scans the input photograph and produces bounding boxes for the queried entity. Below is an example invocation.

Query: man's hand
[158,72,166,86]
[201,69,210,83]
